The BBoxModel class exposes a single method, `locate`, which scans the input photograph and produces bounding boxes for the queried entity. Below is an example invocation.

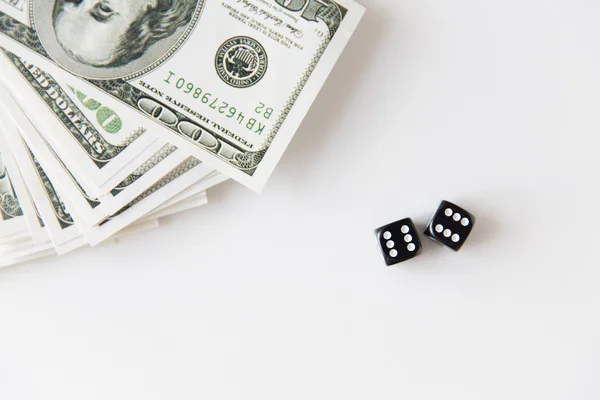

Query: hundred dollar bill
[83,157,210,246]
[0,117,49,246]
[140,170,228,222]
[0,72,213,226]
[0,133,48,244]
[0,149,27,238]
[2,116,143,252]
[3,88,215,229]
[0,218,162,268]
[0,49,167,198]
[2,92,220,247]
[0,0,364,190]
[0,115,87,253]
[0,178,213,266]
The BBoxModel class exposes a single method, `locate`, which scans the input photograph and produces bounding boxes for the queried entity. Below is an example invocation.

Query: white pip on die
[424,200,475,251]
[375,218,422,265]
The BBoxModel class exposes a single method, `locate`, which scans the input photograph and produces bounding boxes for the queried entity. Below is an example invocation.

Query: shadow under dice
[375,218,422,265]
[425,200,475,251]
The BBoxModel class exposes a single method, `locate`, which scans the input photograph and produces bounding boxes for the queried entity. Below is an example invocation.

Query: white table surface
[1,1,599,399]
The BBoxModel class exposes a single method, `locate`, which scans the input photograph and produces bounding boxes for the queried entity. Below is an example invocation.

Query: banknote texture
[0,152,23,220]
[0,0,361,266]
[110,144,177,197]
[101,157,201,225]
[4,50,144,167]
[25,143,73,230]
[0,0,364,189]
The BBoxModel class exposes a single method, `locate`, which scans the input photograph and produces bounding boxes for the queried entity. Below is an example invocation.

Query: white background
[1,0,599,399]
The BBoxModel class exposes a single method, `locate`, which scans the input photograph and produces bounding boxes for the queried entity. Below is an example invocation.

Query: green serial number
[164,71,274,135]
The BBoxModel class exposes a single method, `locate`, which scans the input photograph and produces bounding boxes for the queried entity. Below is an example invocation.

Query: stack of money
[0,0,364,267]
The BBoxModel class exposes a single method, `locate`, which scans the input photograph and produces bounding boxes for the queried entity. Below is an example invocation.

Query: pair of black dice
[375,200,475,265]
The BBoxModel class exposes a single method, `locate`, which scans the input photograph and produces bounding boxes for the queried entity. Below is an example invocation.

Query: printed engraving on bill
[0,151,23,221]
[0,0,364,189]
[31,0,206,80]
[215,36,268,89]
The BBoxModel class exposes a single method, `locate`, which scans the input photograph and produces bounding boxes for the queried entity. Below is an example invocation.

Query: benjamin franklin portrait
[51,0,199,69]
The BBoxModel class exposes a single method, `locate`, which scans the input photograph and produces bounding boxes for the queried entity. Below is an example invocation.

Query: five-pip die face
[424,200,475,251]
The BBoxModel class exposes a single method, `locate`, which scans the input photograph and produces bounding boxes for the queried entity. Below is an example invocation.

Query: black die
[425,200,475,251]
[375,218,422,265]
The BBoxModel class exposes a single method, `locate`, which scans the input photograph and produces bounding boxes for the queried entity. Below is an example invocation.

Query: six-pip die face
[375,218,422,266]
